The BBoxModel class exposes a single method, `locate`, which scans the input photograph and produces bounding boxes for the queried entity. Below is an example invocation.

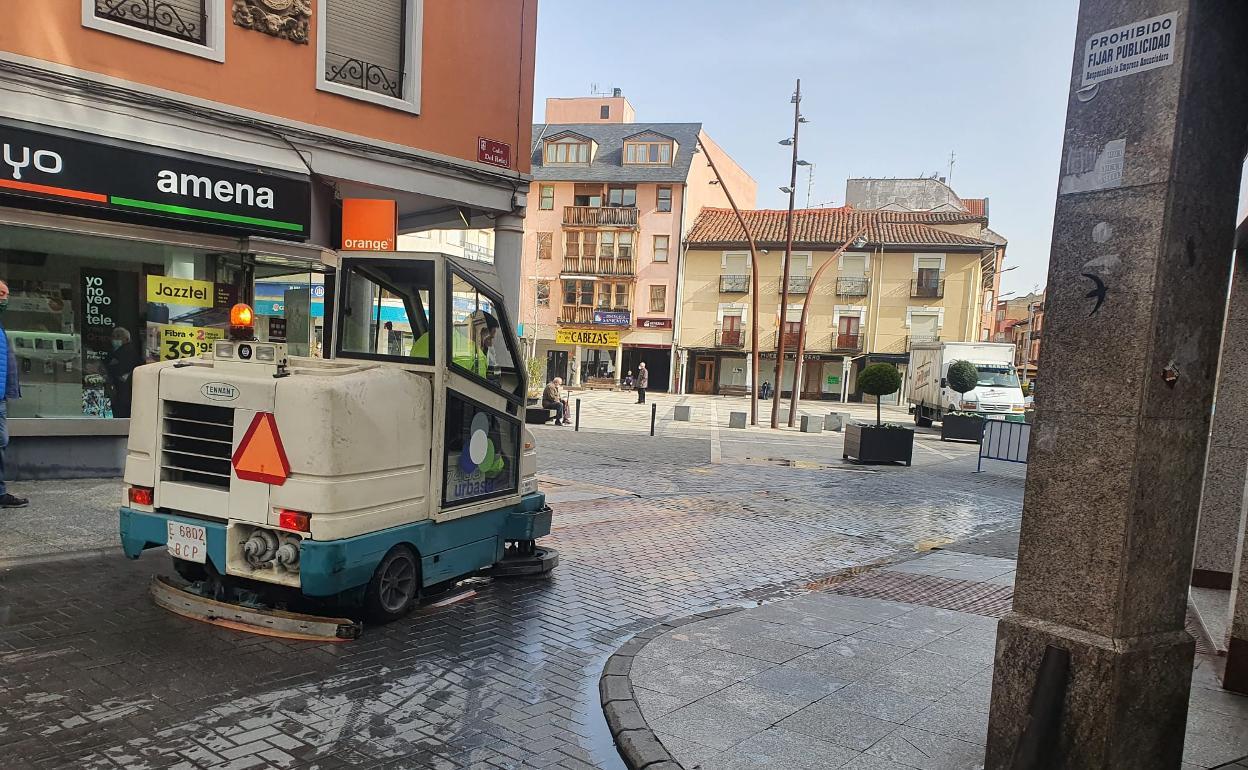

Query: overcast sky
[532,1,1082,295]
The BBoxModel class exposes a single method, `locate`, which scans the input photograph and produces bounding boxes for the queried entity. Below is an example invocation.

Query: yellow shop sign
[556,328,619,347]
[147,275,214,308]
[159,324,225,360]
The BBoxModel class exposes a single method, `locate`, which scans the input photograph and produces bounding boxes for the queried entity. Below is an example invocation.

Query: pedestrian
[636,361,648,404]
[623,370,634,389]
[105,326,140,418]
[760,380,772,400]
[543,377,570,425]
[0,279,28,508]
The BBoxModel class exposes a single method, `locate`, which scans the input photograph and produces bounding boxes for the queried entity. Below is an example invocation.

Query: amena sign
[0,120,310,239]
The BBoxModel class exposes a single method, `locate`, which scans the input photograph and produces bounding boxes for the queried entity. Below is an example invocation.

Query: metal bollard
[575,398,581,432]
[650,402,657,436]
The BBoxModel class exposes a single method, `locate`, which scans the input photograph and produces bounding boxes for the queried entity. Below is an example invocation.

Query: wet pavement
[0,427,1022,769]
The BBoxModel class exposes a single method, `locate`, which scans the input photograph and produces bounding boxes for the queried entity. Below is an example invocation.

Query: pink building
[520,95,754,390]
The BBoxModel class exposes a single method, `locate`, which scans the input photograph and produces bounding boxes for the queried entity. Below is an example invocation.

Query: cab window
[448,272,521,398]
[337,261,434,362]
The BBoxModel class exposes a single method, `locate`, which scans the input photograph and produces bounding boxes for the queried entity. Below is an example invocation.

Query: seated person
[542,377,570,425]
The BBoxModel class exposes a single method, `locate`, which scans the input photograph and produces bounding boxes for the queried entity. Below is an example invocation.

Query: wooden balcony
[559,306,632,326]
[774,331,804,349]
[717,329,744,349]
[832,333,863,352]
[562,256,635,277]
[563,206,639,227]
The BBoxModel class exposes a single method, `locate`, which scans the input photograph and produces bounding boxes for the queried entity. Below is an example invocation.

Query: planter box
[843,423,913,466]
[941,414,983,442]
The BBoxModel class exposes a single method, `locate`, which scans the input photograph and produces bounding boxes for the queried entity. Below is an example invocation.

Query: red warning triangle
[232,412,291,485]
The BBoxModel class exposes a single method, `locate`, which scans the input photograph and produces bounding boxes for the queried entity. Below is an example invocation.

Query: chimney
[612,88,622,97]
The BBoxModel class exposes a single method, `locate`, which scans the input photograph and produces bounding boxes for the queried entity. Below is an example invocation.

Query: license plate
[167,521,207,563]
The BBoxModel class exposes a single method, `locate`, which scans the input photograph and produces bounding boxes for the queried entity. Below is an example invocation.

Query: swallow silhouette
[1082,273,1107,316]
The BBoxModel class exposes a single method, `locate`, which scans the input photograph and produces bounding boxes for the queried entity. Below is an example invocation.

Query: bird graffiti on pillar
[1082,273,1107,316]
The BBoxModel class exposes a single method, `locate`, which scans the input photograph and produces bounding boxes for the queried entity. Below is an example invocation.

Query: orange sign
[232,412,291,485]
[341,198,397,251]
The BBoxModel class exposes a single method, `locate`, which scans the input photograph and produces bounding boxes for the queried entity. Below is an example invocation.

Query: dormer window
[624,140,673,166]
[545,136,591,165]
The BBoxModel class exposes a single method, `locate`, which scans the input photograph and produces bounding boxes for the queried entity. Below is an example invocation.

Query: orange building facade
[0,0,536,475]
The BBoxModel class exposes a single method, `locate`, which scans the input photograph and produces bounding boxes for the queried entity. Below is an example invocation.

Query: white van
[907,341,1026,426]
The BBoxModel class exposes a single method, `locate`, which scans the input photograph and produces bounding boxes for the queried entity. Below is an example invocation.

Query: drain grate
[830,569,1014,617]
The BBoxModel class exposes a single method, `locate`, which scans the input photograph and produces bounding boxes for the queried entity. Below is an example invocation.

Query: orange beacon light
[229,303,256,340]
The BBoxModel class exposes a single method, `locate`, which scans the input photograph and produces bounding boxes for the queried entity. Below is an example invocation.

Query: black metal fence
[325,51,404,99]
[95,0,206,44]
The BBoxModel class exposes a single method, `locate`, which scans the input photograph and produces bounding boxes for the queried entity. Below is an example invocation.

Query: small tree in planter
[844,363,913,466]
[942,360,983,442]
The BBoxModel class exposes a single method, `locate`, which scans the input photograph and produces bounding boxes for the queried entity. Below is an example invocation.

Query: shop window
[84,0,225,61]
[318,0,422,112]
[649,285,666,313]
[539,185,555,210]
[443,392,518,506]
[535,281,550,307]
[0,223,249,419]
[449,271,522,399]
[657,186,672,212]
[653,235,670,262]
[336,259,434,362]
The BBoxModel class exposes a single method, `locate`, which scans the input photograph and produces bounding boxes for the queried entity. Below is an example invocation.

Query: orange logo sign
[341,198,397,251]
[232,412,291,485]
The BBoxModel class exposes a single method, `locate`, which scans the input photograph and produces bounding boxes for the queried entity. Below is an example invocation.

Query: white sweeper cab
[120,250,555,625]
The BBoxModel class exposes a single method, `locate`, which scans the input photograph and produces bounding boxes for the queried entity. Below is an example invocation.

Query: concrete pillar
[1194,268,1248,588]
[615,340,623,388]
[492,212,525,325]
[572,344,582,387]
[984,2,1248,768]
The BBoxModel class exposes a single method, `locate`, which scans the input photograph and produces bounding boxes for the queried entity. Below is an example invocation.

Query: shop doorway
[802,360,823,399]
[693,357,715,394]
[546,349,568,383]
[621,347,671,392]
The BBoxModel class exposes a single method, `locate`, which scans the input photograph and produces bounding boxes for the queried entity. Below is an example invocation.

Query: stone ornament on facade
[232,0,311,43]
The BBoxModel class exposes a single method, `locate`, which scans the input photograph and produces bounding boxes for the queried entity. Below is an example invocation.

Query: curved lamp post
[786,225,871,426]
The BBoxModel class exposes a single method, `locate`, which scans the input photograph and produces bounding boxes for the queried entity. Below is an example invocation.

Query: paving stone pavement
[623,551,1248,770]
[0,424,1022,769]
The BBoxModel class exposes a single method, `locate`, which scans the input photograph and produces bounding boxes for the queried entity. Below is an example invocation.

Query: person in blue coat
[0,280,27,508]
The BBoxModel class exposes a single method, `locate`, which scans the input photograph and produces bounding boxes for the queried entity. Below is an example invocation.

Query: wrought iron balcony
[562,256,635,277]
[325,52,404,98]
[563,206,639,227]
[786,276,811,294]
[907,334,940,351]
[720,274,749,293]
[717,329,744,349]
[835,277,870,297]
[910,279,945,299]
[832,333,862,352]
[775,331,804,349]
[95,0,206,43]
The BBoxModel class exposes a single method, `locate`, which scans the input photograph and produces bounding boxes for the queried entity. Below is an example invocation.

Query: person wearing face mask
[0,280,27,508]
[104,326,140,419]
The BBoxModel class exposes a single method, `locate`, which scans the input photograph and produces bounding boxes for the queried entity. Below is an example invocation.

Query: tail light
[129,486,154,506]
[278,509,310,532]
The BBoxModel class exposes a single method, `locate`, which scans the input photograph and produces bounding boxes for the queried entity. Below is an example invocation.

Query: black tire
[172,557,208,584]
[365,545,420,623]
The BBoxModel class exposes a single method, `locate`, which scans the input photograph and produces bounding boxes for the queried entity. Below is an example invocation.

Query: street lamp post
[698,141,764,425]
[772,78,803,430]
[786,225,871,426]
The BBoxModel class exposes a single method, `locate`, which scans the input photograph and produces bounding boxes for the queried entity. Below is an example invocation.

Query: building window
[445,230,464,246]
[574,184,603,207]
[650,285,666,313]
[624,141,673,166]
[598,283,628,310]
[317,0,422,112]
[657,186,672,212]
[545,137,591,165]
[600,231,615,258]
[539,185,554,210]
[83,0,225,61]
[653,235,670,263]
[600,105,610,119]
[607,186,637,208]
[582,231,597,258]
[537,232,552,260]
[536,281,550,307]
[618,232,633,259]
[564,231,579,258]
[564,279,593,307]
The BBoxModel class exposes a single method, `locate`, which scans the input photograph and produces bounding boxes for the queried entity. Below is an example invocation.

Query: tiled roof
[530,122,702,183]
[686,208,996,250]
[961,198,988,217]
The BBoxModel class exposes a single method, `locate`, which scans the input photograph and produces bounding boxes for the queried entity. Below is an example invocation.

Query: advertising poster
[157,324,225,360]
[80,268,139,417]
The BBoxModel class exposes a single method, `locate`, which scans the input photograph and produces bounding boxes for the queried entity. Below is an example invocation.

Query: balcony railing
[716,329,745,349]
[775,331,804,349]
[563,206,639,227]
[786,276,811,294]
[720,274,749,293]
[562,256,635,277]
[907,334,940,351]
[832,333,862,352]
[835,277,870,297]
[911,279,945,299]
[559,306,631,326]
[95,0,206,43]
[325,52,404,99]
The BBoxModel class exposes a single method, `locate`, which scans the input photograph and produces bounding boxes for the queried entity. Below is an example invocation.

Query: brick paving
[0,426,1023,769]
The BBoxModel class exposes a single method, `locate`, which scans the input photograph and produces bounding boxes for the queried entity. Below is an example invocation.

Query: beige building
[678,208,1000,402]
[518,94,755,391]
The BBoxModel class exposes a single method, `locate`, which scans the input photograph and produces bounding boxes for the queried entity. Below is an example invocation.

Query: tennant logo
[201,382,240,402]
